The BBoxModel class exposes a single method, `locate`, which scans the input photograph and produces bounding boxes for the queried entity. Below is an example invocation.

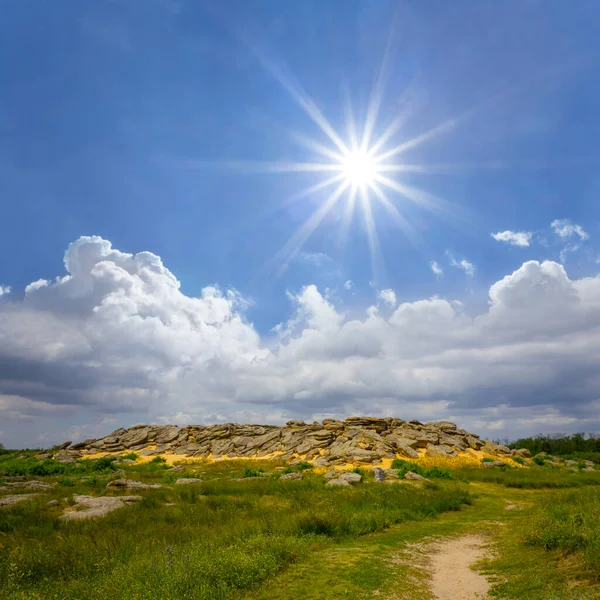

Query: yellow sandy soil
[82,446,525,469]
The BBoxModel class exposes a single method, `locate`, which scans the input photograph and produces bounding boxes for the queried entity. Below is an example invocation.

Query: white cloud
[550,219,589,263]
[430,261,443,276]
[0,285,11,297]
[491,230,532,247]
[3,236,600,446]
[450,257,475,277]
[24,279,49,295]
[344,280,354,290]
[378,289,397,307]
[297,252,332,266]
[551,219,589,241]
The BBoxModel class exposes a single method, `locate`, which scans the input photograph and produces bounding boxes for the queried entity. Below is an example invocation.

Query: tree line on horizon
[507,433,600,457]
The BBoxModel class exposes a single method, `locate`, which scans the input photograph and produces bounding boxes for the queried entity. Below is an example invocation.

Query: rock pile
[52,417,524,467]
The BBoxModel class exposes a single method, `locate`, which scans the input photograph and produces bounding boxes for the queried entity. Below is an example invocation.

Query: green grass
[456,466,600,488]
[0,454,118,477]
[0,459,472,600]
[391,458,453,480]
[524,487,600,576]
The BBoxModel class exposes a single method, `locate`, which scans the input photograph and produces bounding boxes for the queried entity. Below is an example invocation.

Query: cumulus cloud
[0,285,11,297]
[551,219,589,241]
[430,261,443,277]
[491,230,532,247]
[2,236,600,447]
[344,280,354,290]
[450,257,475,277]
[378,289,397,307]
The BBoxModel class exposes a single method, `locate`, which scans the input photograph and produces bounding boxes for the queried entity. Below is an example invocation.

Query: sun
[339,150,379,188]
[189,33,462,279]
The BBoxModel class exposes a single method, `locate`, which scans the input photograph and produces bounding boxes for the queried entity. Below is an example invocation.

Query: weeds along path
[240,482,600,600]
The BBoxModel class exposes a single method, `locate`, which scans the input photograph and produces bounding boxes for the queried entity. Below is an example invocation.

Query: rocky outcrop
[54,417,521,467]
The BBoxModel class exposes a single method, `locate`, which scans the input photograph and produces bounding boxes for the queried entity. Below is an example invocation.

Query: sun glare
[340,151,379,188]
[193,29,466,280]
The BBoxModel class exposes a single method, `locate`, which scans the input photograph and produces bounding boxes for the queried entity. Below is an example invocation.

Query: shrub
[391,459,452,480]
[242,467,265,478]
[122,453,139,461]
[294,461,313,471]
[533,456,546,466]
[512,456,525,465]
[151,456,167,464]
[482,457,494,463]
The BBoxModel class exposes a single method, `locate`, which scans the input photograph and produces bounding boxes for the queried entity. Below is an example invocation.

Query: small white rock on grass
[174,478,202,485]
[60,495,142,520]
[0,495,40,508]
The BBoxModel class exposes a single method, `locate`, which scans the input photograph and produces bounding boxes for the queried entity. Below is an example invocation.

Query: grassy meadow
[1,449,600,599]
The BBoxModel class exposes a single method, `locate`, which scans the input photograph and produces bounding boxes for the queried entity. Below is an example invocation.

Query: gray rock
[7,480,52,490]
[106,479,161,490]
[403,471,429,481]
[1,494,40,507]
[279,472,303,480]
[60,495,142,520]
[483,460,506,468]
[323,470,339,480]
[384,469,399,479]
[338,472,362,484]
[174,478,203,485]
[513,448,531,458]
[47,500,60,507]
[372,467,385,482]
[167,465,185,472]
[326,478,351,487]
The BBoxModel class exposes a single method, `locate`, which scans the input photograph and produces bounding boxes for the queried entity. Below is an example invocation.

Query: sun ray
[179,159,343,174]
[370,182,423,249]
[342,83,360,153]
[270,180,350,272]
[280,173,346,209]
[288,131,346,163]
[336,184,358,250]
[361,15,398,153]
[373,173,467,223]
[358,186,383,288]
[375,117,458,162]
[250,49,350,156]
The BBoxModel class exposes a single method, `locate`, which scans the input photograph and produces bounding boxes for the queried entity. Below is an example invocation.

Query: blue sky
[2,1,600,447]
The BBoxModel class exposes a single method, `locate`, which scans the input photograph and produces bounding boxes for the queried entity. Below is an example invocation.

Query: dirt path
[427,534,490,600]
